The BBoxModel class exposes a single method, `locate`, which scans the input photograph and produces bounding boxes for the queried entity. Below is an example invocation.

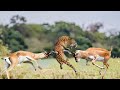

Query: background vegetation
[0,15,120,57]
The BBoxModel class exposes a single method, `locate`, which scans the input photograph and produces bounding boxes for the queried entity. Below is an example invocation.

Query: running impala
[1,50,55,79]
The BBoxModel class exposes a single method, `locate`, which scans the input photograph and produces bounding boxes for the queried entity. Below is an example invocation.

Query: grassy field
[0,58,120,79]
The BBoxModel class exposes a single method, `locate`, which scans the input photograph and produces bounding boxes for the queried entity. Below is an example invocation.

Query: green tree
[10,15,27,35]
[75,36,92,50]
[0,39,9,56]
[10,15,27,25]
[1,29,28,52]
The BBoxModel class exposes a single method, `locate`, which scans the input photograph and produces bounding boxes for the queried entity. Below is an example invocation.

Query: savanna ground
[0,58,120,79]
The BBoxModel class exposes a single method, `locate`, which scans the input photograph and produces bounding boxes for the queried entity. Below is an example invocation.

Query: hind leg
[56,59,63,69]
[92,59,105,69]
[56,55,64,69]
[60,62,63,69]
[6,63,16,79]
[6,57,18,79]
[86,60,90,66]
[62,60,77,75]
[0,61,10,76]
[56,53,77,75]
[102,62,109,79]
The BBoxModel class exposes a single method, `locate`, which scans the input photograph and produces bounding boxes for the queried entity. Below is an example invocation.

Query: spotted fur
[54,36,77,75]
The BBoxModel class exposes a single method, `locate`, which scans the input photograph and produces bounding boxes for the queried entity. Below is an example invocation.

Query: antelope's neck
[34,53,45,59]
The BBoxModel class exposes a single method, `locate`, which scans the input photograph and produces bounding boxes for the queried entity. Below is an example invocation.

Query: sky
[0,11,120,33]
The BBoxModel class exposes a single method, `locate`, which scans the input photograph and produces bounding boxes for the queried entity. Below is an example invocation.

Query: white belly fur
[87,55,104,61]
[18,56,32,63]
[96,56,104,61]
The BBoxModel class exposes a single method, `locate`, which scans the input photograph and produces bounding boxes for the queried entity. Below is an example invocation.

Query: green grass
[0,58,120,79]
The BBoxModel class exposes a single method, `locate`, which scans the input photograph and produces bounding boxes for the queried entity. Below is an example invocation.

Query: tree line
[0,15,119,58]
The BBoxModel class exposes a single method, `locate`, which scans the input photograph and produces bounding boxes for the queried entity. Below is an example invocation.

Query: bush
[0,40,10,56]
[2,29,28,52]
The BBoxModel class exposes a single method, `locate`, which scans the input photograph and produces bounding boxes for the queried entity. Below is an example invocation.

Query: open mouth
[70,43,77,48]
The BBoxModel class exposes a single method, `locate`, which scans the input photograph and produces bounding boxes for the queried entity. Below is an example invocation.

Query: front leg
[63,46,71,51]
[60,63,63,69]
[63,50,72,54]
[34,60,42,70]
[86,60,90,66]
[24,61,37,71]
[26,57,42,70]
[99,63,105,75]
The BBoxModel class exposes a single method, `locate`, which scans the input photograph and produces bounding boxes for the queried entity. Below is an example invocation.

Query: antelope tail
[110,46,113,52]
[109,46,113,57]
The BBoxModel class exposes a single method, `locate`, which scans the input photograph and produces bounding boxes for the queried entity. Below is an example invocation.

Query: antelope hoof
[75,60,78,63]
[75,71,78,75]
[60,67,63,69]
[99,71,102,75]
[102,76,104,79]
